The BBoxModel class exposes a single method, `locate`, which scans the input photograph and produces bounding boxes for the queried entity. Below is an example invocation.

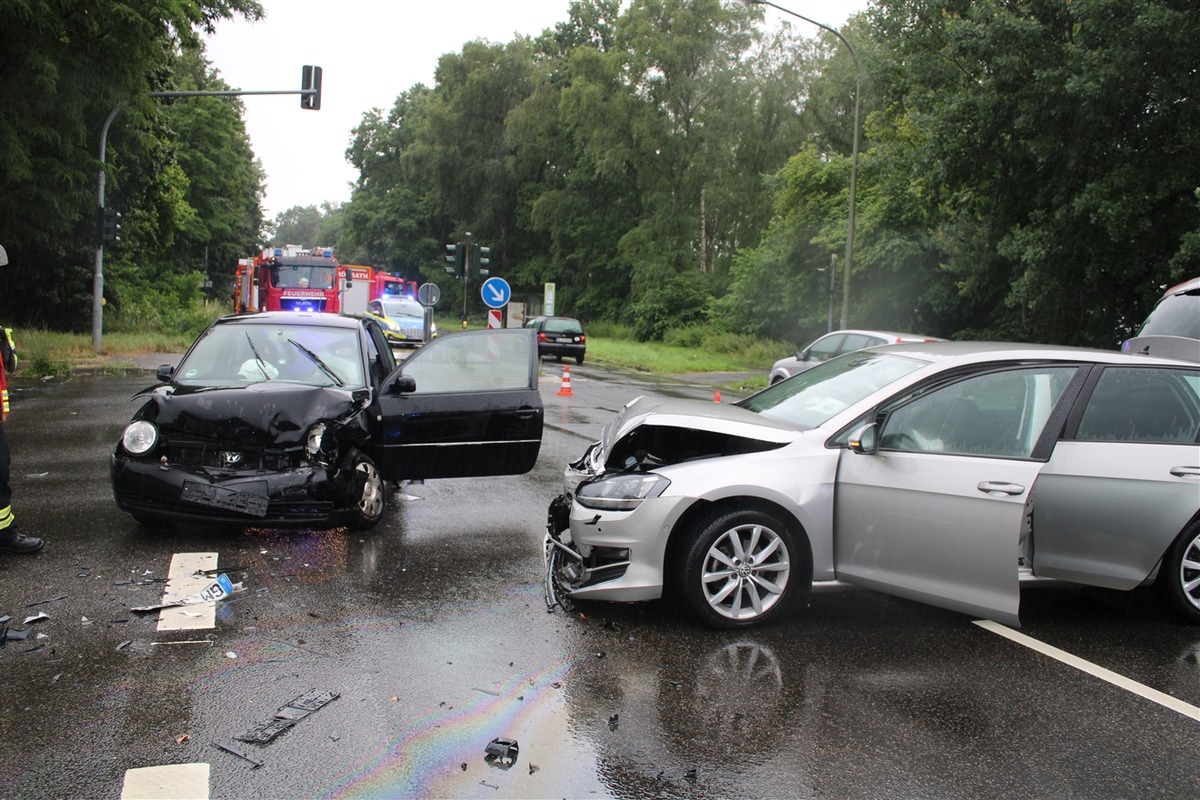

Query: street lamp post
[741,0,861,329]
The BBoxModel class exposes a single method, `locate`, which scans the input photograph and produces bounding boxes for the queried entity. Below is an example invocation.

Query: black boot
[0,529,44,554]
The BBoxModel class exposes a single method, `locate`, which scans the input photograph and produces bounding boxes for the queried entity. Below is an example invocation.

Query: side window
[364,323,395,385]
[808,334,844,361]
[839,334,878,354]
[880,367,1078,458]
[401,330,533,393]
[1075,367,1200,444]
[367,300,381,315]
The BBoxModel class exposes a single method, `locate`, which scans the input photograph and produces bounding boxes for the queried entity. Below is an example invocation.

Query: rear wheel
[1158,520,1200,623]
[349,454,387,529]
[680,508,799,629]
[575,353,585,365]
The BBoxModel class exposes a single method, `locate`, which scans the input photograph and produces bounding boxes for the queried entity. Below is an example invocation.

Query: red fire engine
[234,245,348,313]
[339,266,419,313]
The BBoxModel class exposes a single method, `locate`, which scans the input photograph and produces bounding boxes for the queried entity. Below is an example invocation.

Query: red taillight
[579,334,586,343]
[538,333,548,342]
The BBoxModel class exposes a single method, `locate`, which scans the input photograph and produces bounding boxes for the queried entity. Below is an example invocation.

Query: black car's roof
[215,311,365,330]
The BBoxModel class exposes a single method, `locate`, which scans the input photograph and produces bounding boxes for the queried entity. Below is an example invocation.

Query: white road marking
[974,619,1200,722]
[121,763,209,799]
[157,552,219,632]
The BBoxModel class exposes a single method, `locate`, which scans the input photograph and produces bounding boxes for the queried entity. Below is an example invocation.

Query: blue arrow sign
[481,276,511,309]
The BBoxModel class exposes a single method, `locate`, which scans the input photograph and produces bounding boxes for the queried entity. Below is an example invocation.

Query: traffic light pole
[461,232,473,327]
[91,68,322,352]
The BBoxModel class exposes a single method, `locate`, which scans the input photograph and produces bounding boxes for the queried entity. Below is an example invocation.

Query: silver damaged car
[545,341,1200,628]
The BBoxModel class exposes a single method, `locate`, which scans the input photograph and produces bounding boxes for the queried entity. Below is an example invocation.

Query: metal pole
[462,231,472,328]
[93,102,126,353]
[828,254,837,333]
[743,0,860,328]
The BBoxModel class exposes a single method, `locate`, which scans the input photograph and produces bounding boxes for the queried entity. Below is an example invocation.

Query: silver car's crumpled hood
[600,395,800,455]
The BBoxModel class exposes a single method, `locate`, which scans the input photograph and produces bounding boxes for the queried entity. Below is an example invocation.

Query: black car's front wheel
[1158,519,1200,623]
[349,454,387,529]
[679,508,800,629]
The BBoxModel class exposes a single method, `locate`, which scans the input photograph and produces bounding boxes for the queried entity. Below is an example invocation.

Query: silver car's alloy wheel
[682,510,795,628]
[1159,521,1200,624]
[350,456,386,529]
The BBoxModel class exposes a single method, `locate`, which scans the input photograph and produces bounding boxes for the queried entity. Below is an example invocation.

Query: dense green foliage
[0,0,264,332]
[3,0,1196,351]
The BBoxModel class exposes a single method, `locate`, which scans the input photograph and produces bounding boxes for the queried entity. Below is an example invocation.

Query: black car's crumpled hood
[131,382,368,447]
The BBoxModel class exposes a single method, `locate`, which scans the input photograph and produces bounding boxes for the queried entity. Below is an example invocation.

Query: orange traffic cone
[713,390,721,403]
[557,365,575,397]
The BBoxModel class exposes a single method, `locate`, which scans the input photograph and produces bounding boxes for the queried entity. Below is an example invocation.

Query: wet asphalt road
[0,362,1197,799]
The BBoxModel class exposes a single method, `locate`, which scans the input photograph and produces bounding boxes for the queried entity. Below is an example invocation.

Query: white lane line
[157,552,219,632]
[974,619,1200,722]
[121,763,209,799]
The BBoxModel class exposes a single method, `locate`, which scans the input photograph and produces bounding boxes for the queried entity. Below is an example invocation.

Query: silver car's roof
[612,342,1195,444]
[871,339,1191,366]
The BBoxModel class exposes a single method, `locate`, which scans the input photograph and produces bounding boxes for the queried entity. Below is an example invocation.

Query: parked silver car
[768,329,943,385]
[546,341,1200,628]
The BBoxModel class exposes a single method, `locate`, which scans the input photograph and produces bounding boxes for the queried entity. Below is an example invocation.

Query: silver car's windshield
[740,351,927,430]
[174,323,366,388]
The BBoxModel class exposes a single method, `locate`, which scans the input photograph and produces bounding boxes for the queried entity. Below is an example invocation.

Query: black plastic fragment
[213,741,264,768]
[484,737,519,768]
[234,688,339,744]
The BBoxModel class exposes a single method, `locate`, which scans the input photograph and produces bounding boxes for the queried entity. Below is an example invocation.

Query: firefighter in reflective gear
[0,290,45,554]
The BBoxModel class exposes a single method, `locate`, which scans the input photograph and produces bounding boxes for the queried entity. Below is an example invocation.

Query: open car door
[374,329,543,480]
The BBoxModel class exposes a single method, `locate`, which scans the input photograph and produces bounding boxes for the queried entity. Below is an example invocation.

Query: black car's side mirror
[156,365,175,382]
[386,373,417,395]
[847,423,878,455]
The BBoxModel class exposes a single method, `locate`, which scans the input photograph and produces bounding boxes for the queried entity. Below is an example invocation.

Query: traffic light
[301,65,323,110]
[445,242,464,277]
[97,206,121,246]
[470,243,490,280]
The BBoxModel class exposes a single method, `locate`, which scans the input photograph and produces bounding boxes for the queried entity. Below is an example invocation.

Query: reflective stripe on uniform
[0,505,13,532]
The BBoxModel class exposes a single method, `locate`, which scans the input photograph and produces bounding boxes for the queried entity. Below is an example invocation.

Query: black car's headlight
[576,473,670,511]
[306,422,327,456]
[122,421,158,455]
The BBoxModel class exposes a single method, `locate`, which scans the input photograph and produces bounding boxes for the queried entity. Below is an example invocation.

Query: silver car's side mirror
[847,423,878,455]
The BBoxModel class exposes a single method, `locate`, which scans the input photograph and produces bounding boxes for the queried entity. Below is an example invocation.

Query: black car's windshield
[740,351,927,430]
[174,322,365,388]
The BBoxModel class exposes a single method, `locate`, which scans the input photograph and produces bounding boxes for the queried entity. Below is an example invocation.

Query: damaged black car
[111,312,543,529]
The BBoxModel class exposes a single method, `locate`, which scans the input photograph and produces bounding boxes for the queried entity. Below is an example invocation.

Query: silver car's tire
[349,455,386,530]
[1159,520,1200,624]
[680,509,798,629]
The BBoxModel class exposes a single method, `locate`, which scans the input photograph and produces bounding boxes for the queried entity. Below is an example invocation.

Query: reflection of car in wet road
[111,312,542,529]
[547,341,1200,628]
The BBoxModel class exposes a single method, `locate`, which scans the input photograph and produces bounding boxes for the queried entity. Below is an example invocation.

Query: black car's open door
[373,329,543,480]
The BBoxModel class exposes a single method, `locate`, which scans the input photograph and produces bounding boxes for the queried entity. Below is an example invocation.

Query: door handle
[1169,466,1200,478]
[977,481,1026,496]
[515,407,540,419]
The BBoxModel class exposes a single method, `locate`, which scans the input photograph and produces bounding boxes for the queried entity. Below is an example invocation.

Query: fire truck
[234,245,348,313]
[339,266,419,314]
[234,246,421,315]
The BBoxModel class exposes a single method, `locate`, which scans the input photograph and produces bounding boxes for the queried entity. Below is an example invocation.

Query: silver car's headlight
[122,420,158,455]
[576,473,670,511]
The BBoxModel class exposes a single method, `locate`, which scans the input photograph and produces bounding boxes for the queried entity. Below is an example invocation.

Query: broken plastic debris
[212,741,264,769]
[608,713,619,730]
[234,689,339,744]
[25,594,67,608]
[528,763,540,775]
[225,651,237,659]
[483,737,519,768]
[23,612,49,625]
[116,640,133,651]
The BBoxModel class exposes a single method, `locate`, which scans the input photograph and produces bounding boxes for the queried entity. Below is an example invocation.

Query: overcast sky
[203,0,869,220]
